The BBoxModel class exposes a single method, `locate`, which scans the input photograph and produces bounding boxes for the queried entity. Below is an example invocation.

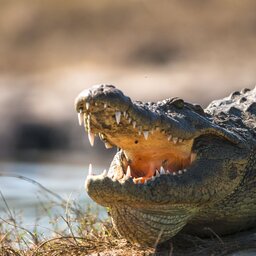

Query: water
[0,161,107,234]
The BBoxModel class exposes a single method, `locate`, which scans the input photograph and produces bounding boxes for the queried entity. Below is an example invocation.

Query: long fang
[88,131,95,146]
[78,109,83,126]
[115,111,121,124]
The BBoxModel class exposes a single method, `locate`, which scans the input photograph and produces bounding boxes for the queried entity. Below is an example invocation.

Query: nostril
[76,102,84,112]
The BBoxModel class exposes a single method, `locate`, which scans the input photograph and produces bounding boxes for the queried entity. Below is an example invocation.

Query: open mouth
[75,85,197,185]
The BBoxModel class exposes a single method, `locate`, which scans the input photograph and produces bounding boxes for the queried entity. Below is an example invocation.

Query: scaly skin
[74,85,256,247]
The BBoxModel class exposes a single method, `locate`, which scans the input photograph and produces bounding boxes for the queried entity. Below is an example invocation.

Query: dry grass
[0,232,153,256]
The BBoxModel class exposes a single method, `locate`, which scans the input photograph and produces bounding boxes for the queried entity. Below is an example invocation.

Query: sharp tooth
[105,142,113,149]
[168,135,172,141]
[88,131,95,146]
[132,121,136,128]
[87,114,91,130]
[183,169,187,172]
[160,166,165,175]
[143,131,149,140]
[190,153,197,163]
[151,176,156,181]
[150,129,154,134]
[102,169,107,177]
[178,170,183,175]
[128,118,132,124]
[173,172,177,175]
[86,102,90,110]
[123,151,129,161]
[155,170,160,177]
[178,138,184,143]
[144,180,148,184]
[133,178,137,184]
[88,164,93,176]
[78,110,83,126]
[123,111,127,118]
[172,137,178,144]
[138,180,142,184]
[126,166,131,178]
[115,111,121,124]
[104,103,107,109]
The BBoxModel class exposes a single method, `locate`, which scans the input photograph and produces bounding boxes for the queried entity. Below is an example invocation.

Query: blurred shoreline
[1,0,256,163]
[1,64,255,163]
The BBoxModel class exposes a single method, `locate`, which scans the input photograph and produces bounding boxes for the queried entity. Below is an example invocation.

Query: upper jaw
[75,84,196,142]
[75,84,244,148]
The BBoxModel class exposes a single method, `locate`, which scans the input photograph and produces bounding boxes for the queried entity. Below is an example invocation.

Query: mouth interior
[107,130,194,183]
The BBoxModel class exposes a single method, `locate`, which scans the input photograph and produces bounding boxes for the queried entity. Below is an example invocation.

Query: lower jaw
[110,204,192,247]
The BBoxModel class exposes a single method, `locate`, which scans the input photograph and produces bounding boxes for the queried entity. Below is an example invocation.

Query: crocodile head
[74,85,248,246]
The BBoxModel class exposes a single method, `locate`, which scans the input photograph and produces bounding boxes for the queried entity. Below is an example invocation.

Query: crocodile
[74,85,256,249]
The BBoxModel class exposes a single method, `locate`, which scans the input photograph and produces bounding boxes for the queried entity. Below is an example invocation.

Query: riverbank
[0,175,153,255]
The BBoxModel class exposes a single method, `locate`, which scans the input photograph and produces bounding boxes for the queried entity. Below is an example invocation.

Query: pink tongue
[131,163,157,178]
[133,162,176,178]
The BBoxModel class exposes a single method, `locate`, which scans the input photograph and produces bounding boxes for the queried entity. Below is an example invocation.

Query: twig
[154,228,164,249]
[204,227,224,245]
[0,230,11,244]
[63,192,79,245]
[0,190,16,223]
[0,217,36,247]
[31,236,88,256]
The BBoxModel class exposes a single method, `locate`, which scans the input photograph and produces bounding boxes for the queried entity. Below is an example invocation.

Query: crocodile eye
[173,99,184,109]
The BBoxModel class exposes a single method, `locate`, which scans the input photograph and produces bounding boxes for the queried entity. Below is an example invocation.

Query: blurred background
[1,0,256,229]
